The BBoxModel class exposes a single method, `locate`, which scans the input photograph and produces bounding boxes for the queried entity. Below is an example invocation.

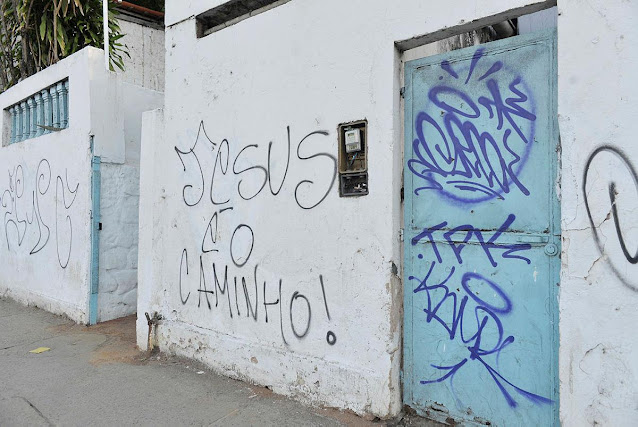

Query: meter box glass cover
[345,129,362,153]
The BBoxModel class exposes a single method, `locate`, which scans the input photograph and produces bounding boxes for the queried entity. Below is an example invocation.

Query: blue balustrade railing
[7,79,69,144]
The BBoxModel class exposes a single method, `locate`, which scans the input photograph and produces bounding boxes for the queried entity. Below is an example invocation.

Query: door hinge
[400,87,406,98]
[399,228,404,242]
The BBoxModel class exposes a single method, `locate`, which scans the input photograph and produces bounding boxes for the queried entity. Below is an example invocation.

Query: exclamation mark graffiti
[320,275,337,345]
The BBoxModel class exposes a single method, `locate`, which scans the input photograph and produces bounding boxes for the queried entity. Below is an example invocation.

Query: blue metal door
[403,31,558,426]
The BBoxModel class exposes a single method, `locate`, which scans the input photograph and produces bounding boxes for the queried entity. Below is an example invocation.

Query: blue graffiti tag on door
[403,31,559,426]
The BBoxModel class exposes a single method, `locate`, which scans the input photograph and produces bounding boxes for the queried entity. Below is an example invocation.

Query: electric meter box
[344,129,362,153]
[338,120,368,197]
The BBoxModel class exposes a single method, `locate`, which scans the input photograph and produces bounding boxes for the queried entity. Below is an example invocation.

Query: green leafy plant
[0,0,129,92]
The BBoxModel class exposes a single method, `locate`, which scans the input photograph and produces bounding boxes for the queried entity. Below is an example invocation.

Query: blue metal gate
[403,30,559,426]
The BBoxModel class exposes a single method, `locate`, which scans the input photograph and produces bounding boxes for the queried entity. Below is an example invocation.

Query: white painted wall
[558,0,638,425]
[137,108,166,348]
[98,82,163,322]
[139,0,552,419]
[0,49,97,323]
[119,20,165,92]
[0,137,91,322]
[98,163,140,320]
[519,6,557,34]
[0,45,163,324]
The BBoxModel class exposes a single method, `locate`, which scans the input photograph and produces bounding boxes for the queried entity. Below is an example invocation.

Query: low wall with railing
[0,48,108,323]
[0,46,164,323]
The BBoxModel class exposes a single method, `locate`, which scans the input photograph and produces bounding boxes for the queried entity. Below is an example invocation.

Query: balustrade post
[15,106,22,141]
[35,94,44,137]
[50,86,60,129]
[42,89,52,134]
[20,101,28,141]
[9,106,16,144]
[63,81,69,127]
[57,82,68,128]
[27,97,36,138]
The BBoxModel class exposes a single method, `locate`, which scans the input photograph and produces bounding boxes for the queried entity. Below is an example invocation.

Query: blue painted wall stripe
[89,153,101,325]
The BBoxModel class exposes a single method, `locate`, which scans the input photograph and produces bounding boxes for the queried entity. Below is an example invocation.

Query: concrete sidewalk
[0,298,437,426]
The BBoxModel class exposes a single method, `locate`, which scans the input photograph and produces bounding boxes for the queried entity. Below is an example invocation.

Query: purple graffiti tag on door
[408,48,537,204]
